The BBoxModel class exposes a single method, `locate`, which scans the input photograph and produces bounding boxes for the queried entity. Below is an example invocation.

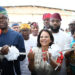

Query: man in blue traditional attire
[0,6,26,75]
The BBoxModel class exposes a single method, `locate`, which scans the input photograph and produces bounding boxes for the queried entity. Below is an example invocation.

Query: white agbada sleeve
[48,44,61,60]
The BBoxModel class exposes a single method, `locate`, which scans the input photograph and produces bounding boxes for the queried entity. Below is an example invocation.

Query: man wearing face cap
[11,23,20,32]
[0,6,25,75]
[50,13,71,75]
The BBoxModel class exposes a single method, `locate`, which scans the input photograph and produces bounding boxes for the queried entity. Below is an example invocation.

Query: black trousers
[31,70,37,75]
[1,59,21,75]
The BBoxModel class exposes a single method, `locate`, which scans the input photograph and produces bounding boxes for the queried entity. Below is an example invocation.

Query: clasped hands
[28,51,52,62]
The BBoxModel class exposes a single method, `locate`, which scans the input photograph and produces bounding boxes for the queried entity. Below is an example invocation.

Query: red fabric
[50,13,62,21]
[43,13,51,20]
[0,29,2,35]
[56,51,64,64]
[42,50,47,61]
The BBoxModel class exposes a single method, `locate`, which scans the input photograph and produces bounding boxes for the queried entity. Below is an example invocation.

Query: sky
[0,0,75,11]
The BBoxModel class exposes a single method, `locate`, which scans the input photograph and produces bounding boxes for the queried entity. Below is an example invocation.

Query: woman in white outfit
[28,29,61,75]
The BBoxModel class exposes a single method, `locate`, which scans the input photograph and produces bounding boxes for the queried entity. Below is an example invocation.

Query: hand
[74,48,75,54]
[48,53,52,59]
[64,51,71,58]
[28,51,35,71]
[1,45,9,55]
[28,52,35,62]
[73,47,75,54]
[72,43,75,54]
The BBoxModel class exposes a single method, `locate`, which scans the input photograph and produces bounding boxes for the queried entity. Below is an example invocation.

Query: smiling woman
[28,29,61,75]
[40,31,51,47]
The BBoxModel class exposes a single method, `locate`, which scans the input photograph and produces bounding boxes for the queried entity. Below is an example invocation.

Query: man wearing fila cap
[0,6,8,17]
[0,6,9,58]
[50,13,71,75]
[0,6,25,75]
[43,13,51,29]
[50,13,71,52]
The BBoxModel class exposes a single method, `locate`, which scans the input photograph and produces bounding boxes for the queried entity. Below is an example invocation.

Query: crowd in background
[0,6,75,75]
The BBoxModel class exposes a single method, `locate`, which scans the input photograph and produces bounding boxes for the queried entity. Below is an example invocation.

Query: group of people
[0,6,75,75]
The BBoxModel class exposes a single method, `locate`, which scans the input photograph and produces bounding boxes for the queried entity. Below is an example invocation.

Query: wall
[5,6,75,30]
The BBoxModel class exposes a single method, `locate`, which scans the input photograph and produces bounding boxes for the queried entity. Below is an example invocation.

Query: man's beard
[50,25,60,33]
